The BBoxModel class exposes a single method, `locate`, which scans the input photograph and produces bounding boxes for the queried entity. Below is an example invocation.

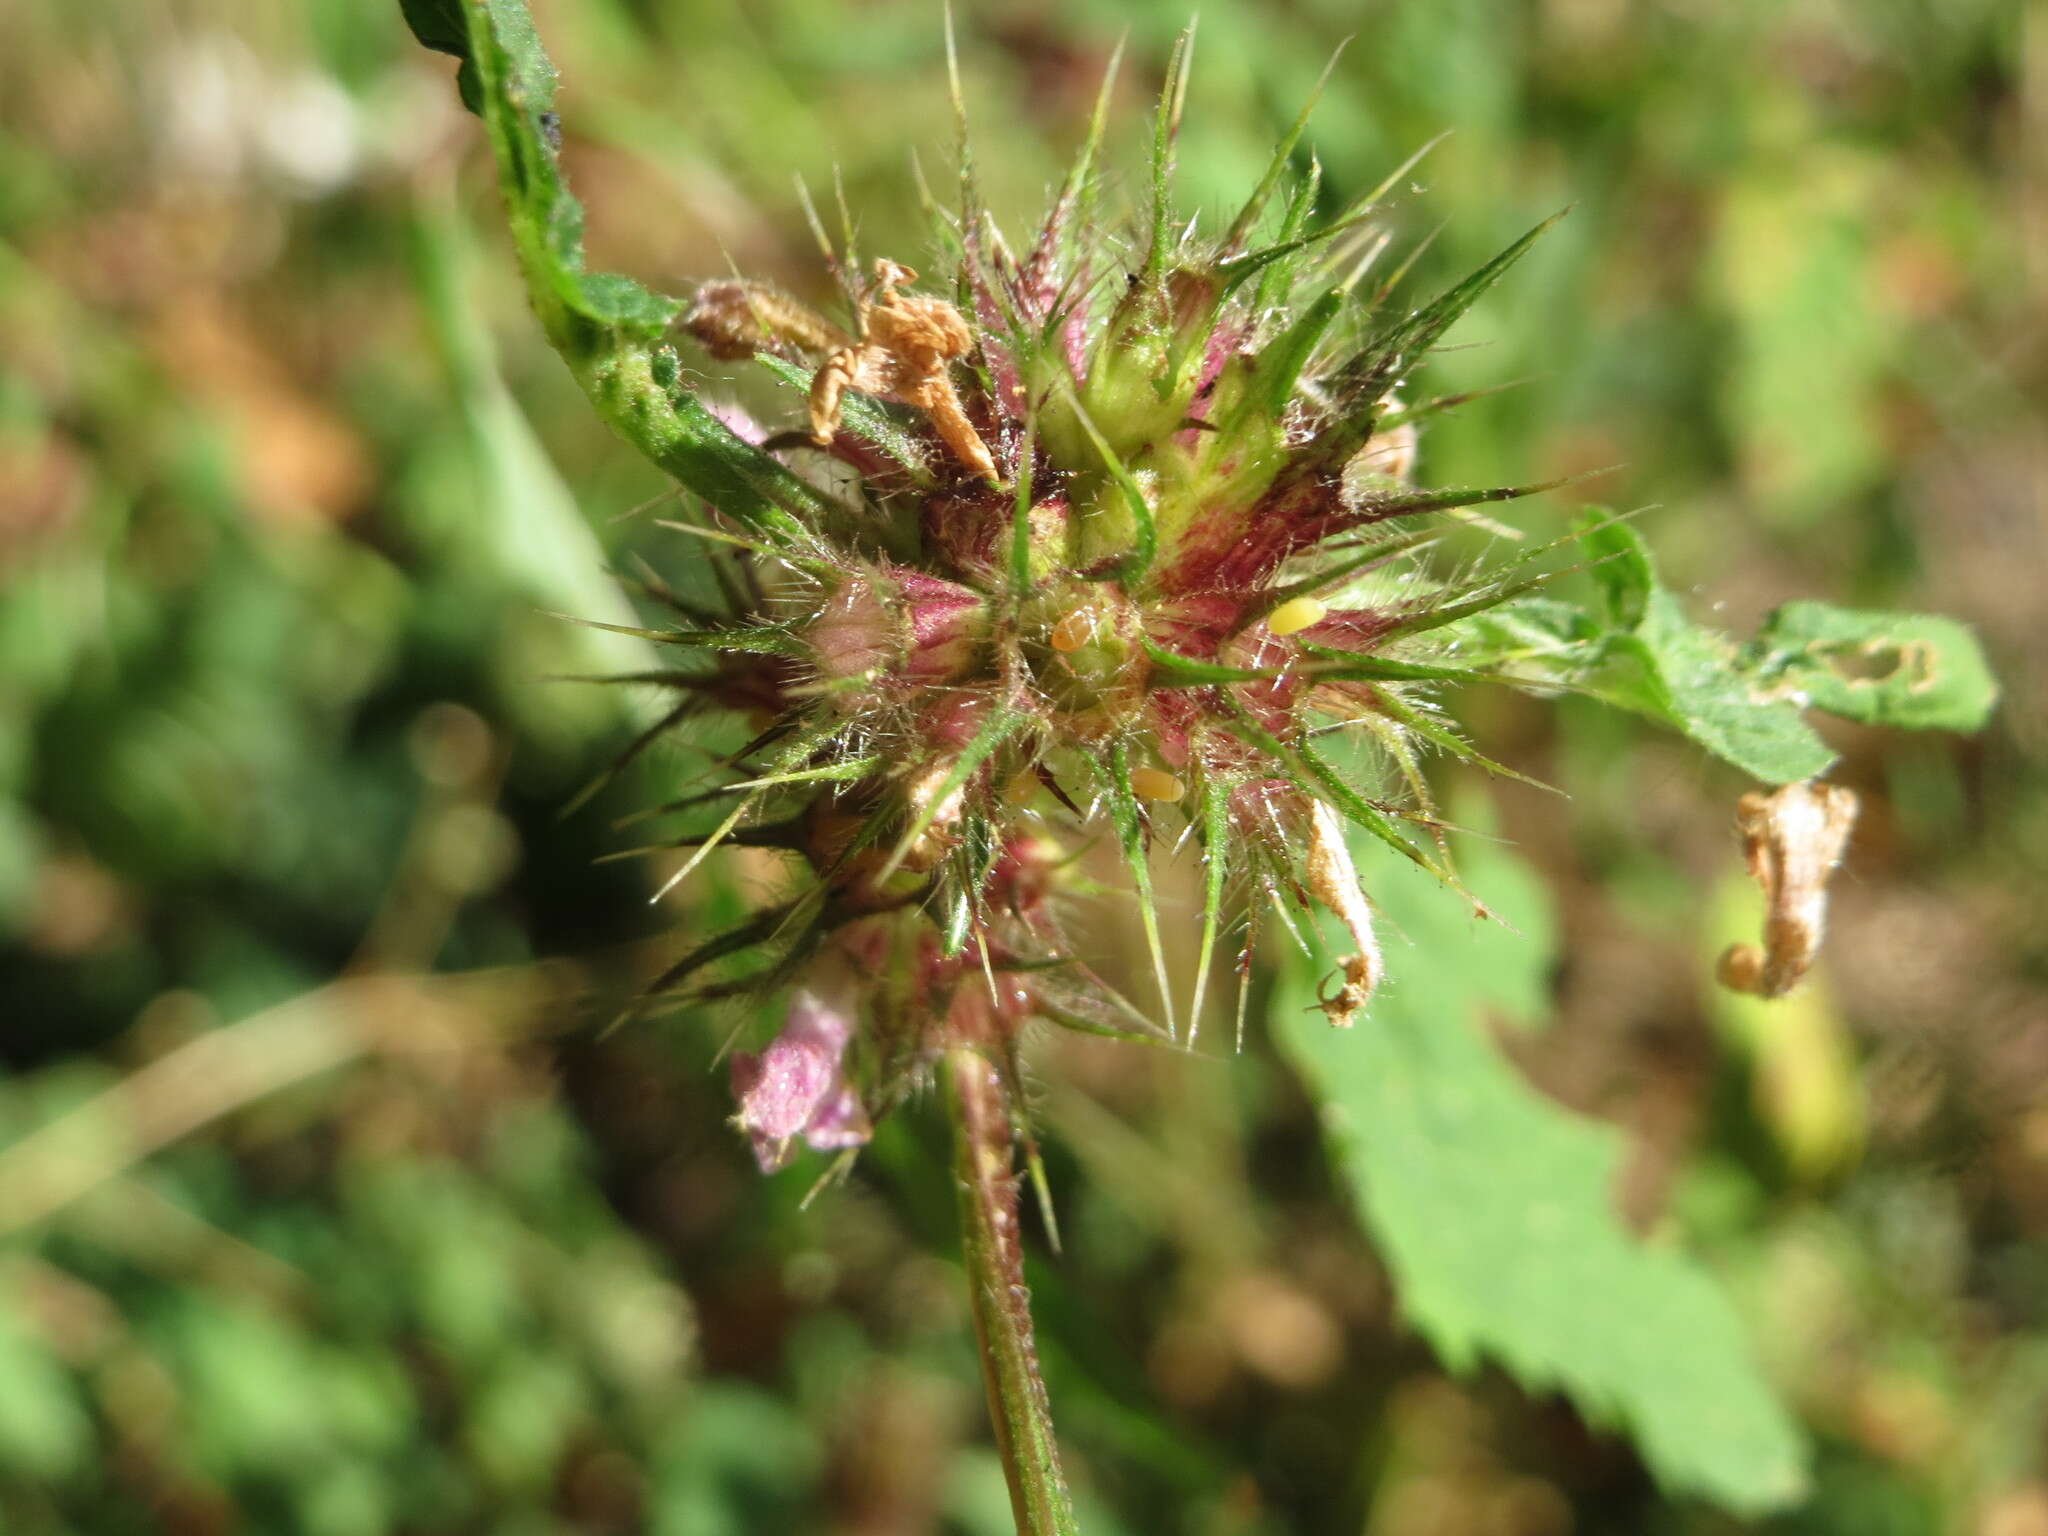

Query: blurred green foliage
[0,0,2039,1532]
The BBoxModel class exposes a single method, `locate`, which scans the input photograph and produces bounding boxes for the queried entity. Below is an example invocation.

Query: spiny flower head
[630,39,1575,1170]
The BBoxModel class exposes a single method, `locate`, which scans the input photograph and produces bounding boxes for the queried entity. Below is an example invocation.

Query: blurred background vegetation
[0,0,2041,1530]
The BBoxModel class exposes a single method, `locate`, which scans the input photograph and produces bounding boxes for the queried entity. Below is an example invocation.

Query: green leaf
[1617,587,1837,782]
[421,0,629,334]
[405,0,829,540]
[1445,524,1992,781]
[1566,518,1837,783]
[1272,826,1810,1517]
[1750,601,1998,733]
[398,0,520,114]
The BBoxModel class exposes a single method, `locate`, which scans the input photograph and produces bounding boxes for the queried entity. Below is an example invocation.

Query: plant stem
[946,1048,1079,1536]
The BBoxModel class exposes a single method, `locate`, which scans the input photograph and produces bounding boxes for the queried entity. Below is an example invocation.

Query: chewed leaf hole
[1818,639,1933,689]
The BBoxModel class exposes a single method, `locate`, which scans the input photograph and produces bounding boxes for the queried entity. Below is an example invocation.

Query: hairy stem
[946,1048,1078,1536]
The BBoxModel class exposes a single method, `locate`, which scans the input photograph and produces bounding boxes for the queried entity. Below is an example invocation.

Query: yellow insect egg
[1130,767,1186,803]
[1265,596,1327,637]
[1049,609,1095,653]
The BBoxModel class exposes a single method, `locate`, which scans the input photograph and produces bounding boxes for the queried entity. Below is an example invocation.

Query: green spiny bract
[643,48,1569,1172]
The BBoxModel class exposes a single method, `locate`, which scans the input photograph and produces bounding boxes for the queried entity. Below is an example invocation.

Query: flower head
[639,45,1574,1168]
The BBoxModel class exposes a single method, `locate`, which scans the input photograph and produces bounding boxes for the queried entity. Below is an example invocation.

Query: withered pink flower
[729,991,871,1172]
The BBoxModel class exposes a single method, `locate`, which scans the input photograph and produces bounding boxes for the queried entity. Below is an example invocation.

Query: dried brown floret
[1716,781,1860,999]
[1304,798,1384,1027]
[809,260,999,484]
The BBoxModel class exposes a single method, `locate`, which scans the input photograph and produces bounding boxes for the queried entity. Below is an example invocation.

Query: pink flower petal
[729,992,869,1171]
[802,1085,872,1151]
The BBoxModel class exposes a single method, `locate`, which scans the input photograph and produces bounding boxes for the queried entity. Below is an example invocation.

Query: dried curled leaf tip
[1716,781,1860,1000]
[809,260,1000,484]
[682,262,999,484]
[1304,799,1384,1027]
